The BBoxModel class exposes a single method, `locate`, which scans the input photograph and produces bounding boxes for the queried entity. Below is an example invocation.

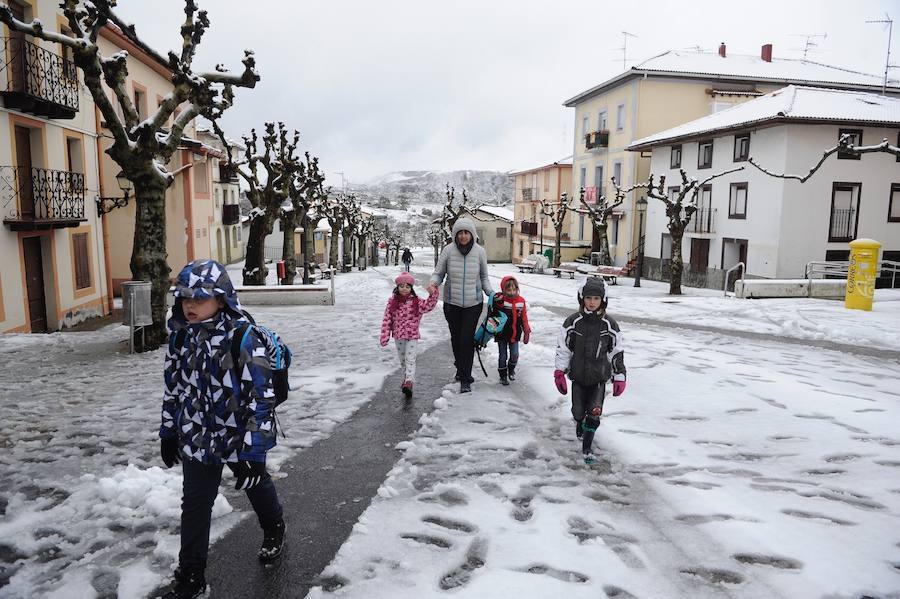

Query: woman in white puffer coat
[427,217,495,393]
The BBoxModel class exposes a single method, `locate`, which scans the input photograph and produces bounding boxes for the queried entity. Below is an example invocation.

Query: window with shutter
[73,232,91,289]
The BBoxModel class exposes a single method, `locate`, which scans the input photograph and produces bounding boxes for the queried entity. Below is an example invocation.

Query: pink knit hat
[395,272,415,286]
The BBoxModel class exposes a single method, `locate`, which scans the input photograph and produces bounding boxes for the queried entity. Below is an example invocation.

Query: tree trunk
[281,210,298,285]
[371,240,379,266]
[304,214,316,283]
[243,216,271,286]
[433,242,440,266]
[359,235,368,270]
[342,231,352,272]
[596,219,612,266]
[128,174,170,349]
[669,228,685,295]
[554,227,562,268]
[329,224,340,268]
[393,247,400,266]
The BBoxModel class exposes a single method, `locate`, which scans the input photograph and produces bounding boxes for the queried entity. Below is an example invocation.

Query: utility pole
[866,14,895,95]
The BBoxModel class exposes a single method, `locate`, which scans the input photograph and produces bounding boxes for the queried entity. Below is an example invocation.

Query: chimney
[718,42,726,58]
[761,43,773,62]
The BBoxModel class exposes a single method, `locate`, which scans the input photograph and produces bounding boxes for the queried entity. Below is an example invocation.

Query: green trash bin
[543,248,554,263]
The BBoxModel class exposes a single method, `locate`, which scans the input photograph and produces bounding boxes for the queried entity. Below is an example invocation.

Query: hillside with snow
[354,170,512,206]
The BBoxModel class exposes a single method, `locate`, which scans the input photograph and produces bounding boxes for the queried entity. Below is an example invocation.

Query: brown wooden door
[8,1,26,92]
[23,237,48,333]
[14,125,34,219]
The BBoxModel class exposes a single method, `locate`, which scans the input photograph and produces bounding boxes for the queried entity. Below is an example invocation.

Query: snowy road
[1,260,898,598]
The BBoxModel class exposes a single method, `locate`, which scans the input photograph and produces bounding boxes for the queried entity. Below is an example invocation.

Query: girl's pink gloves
[553,369,567,394]
[613,380,626,396]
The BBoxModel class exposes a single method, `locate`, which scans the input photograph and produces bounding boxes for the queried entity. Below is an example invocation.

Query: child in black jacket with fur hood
[553,277,627,464]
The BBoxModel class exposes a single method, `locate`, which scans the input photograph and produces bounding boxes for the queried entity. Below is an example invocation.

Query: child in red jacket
[490,275,531,385]
[380,272,439,398]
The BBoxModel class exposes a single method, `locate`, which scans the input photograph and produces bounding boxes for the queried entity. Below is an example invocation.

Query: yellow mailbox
[845,238,881,311]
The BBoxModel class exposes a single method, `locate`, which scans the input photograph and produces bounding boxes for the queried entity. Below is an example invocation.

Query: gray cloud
[115,0,896,186]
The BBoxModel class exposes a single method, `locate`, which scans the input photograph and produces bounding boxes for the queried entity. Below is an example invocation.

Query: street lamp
[96,170,134,217]
[633,196,648,288]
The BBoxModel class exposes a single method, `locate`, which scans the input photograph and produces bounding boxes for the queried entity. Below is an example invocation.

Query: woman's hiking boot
[258,519,285,562]
[507,361,517,381]
[498,368,509,386]
[162,567,207,599]
[402,380,413,399]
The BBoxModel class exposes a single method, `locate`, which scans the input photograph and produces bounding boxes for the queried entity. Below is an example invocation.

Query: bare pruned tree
[748,134,900,181]
[540,193,578,268]
[355,216,375,270]
[580,186,624,266]
[321,191,343,270]
[339,195,361,271]
[388,233,403,266]
[435,184,481,243]
[626,168,743,295]
[226,123,297,286]
[427,227,444,266]
[0,1,259,347]
[285,151,325,284]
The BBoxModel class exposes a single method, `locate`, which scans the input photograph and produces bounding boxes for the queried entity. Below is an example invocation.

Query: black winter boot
[507,361,517,381]
[162,567,207,599]
[258,519,285,562]
[499,368,509,386]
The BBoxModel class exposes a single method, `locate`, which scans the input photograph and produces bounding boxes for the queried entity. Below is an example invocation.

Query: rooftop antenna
[788,33,827,60]
[866,14,895,95]
[683,45,708,54]
[617,31,638,70]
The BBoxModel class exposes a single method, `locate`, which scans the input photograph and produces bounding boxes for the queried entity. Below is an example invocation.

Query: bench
[516,260,537,274]
[317,264,334,280]
[592,265,626,285]
[552,267,576,278]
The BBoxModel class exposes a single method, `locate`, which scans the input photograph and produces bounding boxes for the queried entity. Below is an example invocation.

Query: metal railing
[724,262,745,297]
[829,208,856,241]
[805,259,900,293]
[1,165,85,222]
[1,37,79,116]
[689,208,716,234]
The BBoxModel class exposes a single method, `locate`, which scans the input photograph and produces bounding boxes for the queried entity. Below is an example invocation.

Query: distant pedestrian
[380,271,439,398]
[489,275,531,385]
[401,247,414,272]
[427,218,494,393]
[553,277,627,465]
[159,260,285,598]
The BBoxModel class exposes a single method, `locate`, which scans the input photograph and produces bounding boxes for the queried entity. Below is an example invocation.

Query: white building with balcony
[627,85,900,290]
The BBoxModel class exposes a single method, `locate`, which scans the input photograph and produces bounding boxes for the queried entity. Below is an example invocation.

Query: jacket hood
[499,275,520,294]
[451,217,478,240]
[169,259,244,330]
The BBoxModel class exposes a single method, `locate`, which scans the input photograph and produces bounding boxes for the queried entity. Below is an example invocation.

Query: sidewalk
[200,342,454,599]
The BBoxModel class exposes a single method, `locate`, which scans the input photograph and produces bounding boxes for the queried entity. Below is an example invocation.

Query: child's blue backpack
[473,295,508,350]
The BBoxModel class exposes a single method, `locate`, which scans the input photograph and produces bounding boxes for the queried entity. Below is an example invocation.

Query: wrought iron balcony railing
[222,203,240,225]
[688,207,716,234]
[2,165,86,230]
[1,37,79,119]
[217,164,239,183]
[585,130,610,150]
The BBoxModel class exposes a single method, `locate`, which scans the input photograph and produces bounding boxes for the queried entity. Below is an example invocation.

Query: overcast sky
[115,0,896,187]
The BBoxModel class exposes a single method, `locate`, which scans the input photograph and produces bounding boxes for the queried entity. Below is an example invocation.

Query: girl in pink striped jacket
[380,272,439,398]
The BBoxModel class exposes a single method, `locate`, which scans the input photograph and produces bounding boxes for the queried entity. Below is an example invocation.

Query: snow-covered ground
[1,254,898,598]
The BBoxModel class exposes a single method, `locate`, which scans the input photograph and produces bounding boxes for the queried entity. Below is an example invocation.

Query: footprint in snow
[438,537,488,591]
[517,563,589,583]
[422,515,478,534]
[781,509,856,526]
[733,553,802,570]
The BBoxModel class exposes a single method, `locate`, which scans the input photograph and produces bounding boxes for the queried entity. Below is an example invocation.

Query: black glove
[160,437,180,468]
[227,460,268,490]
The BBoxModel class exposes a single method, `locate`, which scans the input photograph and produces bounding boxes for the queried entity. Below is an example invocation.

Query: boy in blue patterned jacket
[159,260,284,598]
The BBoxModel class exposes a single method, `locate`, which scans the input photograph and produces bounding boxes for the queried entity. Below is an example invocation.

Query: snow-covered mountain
[353,169,512,207]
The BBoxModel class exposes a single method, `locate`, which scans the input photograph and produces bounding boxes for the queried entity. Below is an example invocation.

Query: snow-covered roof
[508,156,573,175]
[360,205,387,218]
[472,205,514,222]
[564,50,899,107]
[629,86,900,150]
